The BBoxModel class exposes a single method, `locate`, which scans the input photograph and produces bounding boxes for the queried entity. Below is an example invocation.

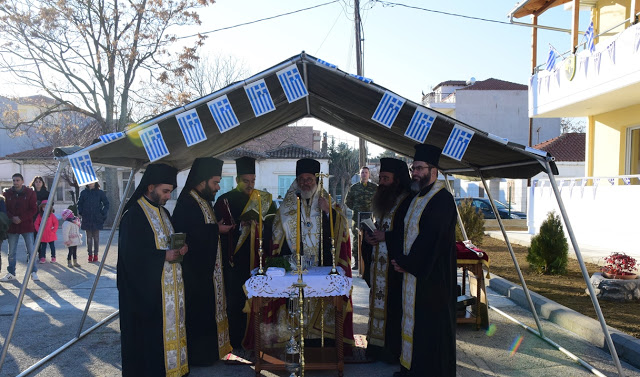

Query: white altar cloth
[244,266,352,299]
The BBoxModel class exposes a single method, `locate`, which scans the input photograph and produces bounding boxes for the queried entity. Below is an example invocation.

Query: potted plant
[601,252,638,279]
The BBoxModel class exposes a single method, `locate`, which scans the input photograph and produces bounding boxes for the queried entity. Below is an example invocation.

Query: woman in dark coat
[77,182,109,262]
[29,176,49,207]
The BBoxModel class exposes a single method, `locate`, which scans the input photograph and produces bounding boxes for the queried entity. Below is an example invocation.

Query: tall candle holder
[329,238,339,275]
[256,238,266,276]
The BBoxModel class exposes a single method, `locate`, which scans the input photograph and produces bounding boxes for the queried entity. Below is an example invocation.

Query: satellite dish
[466,77,476,86]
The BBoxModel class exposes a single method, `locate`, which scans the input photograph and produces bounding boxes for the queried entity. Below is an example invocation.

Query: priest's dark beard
[410,176,428,193]
[201,185,217,202]
[372,181,403,219]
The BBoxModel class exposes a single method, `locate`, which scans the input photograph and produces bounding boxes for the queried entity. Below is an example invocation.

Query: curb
[488,274,640,369]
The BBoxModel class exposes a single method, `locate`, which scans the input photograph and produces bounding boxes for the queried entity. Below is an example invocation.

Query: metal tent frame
[0,52,624,376]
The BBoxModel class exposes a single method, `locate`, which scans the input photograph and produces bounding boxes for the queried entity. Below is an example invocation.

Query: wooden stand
[253,295,345,377]
[456,261,489,330]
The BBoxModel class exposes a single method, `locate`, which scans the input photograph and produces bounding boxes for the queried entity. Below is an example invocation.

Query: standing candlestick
[329,238,339,275]
[257,192,262,239]
[328,193,334,240]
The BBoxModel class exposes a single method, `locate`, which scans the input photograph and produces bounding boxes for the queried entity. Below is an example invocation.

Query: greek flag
[69,152,98,186]
[546,46,559,71]
[443,125,474,161]
[176,109,206,147]
[207,95,240,133]
[608,178,615,185]
[277,65,308,103]
[623,177,631,185]
[317,58,337,69]
[349,73,373,84]
[99,132,125,144]
[372,91,405,128]
[585,21,595,53]
[245,79,276,117]
[404,107,436,143]
[139,125,169,162]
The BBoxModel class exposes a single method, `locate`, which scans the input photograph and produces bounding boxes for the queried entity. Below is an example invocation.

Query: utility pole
[354,0,367,168]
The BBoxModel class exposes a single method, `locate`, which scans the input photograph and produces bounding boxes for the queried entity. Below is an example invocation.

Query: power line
[177,0,341,40]
[372,0,513,26]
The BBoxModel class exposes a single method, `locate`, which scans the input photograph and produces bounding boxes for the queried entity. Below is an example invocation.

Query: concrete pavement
[1,229,639,376]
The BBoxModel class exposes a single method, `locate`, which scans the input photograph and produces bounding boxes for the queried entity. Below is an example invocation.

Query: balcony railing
[422,91,456,105]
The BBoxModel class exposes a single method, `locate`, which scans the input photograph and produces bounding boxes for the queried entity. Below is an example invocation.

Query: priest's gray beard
[410,176,428,193]
[300,184,317,200]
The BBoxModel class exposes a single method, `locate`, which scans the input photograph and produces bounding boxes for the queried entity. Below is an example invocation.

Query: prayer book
[360,218,376,234]
[169,233,186,264]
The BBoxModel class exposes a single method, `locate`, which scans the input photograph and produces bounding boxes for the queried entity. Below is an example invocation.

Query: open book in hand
[169,233,186,264]
[239,208,275,223]
[359,218,376,234]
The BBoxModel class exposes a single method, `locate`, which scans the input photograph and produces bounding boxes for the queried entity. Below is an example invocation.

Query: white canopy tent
[0,52,624,376]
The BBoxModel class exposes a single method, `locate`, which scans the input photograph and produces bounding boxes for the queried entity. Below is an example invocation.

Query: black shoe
[392,370,412,377]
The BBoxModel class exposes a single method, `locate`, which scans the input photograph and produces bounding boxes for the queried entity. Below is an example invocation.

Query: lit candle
[257,192,262,239]
[328,193,334,239]
[296,196,301,259]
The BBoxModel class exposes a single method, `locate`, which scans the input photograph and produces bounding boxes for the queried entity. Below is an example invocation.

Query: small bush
[455,198,485,246]
[526,211,568,275]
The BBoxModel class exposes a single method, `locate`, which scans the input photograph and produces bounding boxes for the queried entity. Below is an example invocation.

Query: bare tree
[0,0,215,225]
[561,118,586,133]
[328,139,359,204]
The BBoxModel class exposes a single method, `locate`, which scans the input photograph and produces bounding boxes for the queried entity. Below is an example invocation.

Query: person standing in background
[77,182,110,263]
[34,200,58,263]
[61,209,82,268]
[345,166,377,270]
[29,176,49,207]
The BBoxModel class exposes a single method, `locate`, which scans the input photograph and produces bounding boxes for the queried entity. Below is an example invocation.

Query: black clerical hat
[413,144,442,168]
[180,157,223,199]
[124,163,178,211]
[380,157,411,189]
[296,158,320,176]
[235,156,255,175]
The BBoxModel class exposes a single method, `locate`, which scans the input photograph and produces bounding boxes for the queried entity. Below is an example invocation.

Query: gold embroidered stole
[367,192,408,347]
[400,181,444,370]
[137,196,188,377]
[233,189,272,270]
[188,190,232,358]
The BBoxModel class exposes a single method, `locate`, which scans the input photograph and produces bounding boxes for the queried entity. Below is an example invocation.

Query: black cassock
[173,192,223,365]
[117,202,175,376]
[388,185,457,376]
[213,189,276,348]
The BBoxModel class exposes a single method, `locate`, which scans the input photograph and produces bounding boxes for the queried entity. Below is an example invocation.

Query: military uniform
[345,181,377,268]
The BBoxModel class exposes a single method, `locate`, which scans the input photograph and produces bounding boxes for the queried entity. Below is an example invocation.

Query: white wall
[456,90,561,145]
[528,179,640,256]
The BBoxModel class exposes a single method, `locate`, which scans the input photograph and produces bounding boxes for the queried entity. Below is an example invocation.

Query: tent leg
[444,175,468,240]
[0,160,67,373]
[479,173,545,337]
[543,161,624,377]
[76,167,137,337]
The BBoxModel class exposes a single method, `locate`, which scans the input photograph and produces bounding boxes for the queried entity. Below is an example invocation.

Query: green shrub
[526,211,569,275]
[455,198,485,246]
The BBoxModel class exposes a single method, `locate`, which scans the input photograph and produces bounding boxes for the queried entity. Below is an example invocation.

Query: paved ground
[1,229,639,376]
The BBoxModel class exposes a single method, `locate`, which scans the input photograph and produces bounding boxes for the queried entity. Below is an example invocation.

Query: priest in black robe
[362,157,411,364]
[389,145,457,377]
[172,157,233,365]
[213,156,276,349]
[117,163,189,377]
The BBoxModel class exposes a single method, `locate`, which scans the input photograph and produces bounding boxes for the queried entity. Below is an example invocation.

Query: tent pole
[301,52,311,116]
[479,173,545,337]
[16,310,119,377]
[443,174,468,240]
[76,167,137,337]
[0,160,67,372]
[543,160,624,377]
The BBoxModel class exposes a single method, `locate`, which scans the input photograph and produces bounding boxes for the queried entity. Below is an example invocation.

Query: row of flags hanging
[67,57,488,186]
[546,22,595,71]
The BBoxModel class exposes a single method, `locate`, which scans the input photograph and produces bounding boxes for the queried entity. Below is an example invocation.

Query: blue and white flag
[99,132,125,144]
[277,65,308,103]
[69,151,98,186]
[176,109,206,147]
[372,91,405,128]
[546,46,559,71]
[443,125,474,161]
[139,124,169,162]
[623,177,631,185]
[404,107,436,143]
[608,178,615,185]
[245,79,276,117]
[349,73,373,83]
[317,58,337,69]
[207,95,240,133]
[585,21,595,53]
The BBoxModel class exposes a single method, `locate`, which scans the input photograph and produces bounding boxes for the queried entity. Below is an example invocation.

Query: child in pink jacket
[34,200,58,263]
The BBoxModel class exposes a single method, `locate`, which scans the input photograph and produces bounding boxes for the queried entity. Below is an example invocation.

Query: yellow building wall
[595,1,633,45]
[589,104,640,176]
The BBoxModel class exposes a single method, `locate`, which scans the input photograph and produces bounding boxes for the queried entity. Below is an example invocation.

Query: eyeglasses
[409,165,433,172]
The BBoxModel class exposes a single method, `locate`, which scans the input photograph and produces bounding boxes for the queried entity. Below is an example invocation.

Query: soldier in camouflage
[345,166,377,270]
